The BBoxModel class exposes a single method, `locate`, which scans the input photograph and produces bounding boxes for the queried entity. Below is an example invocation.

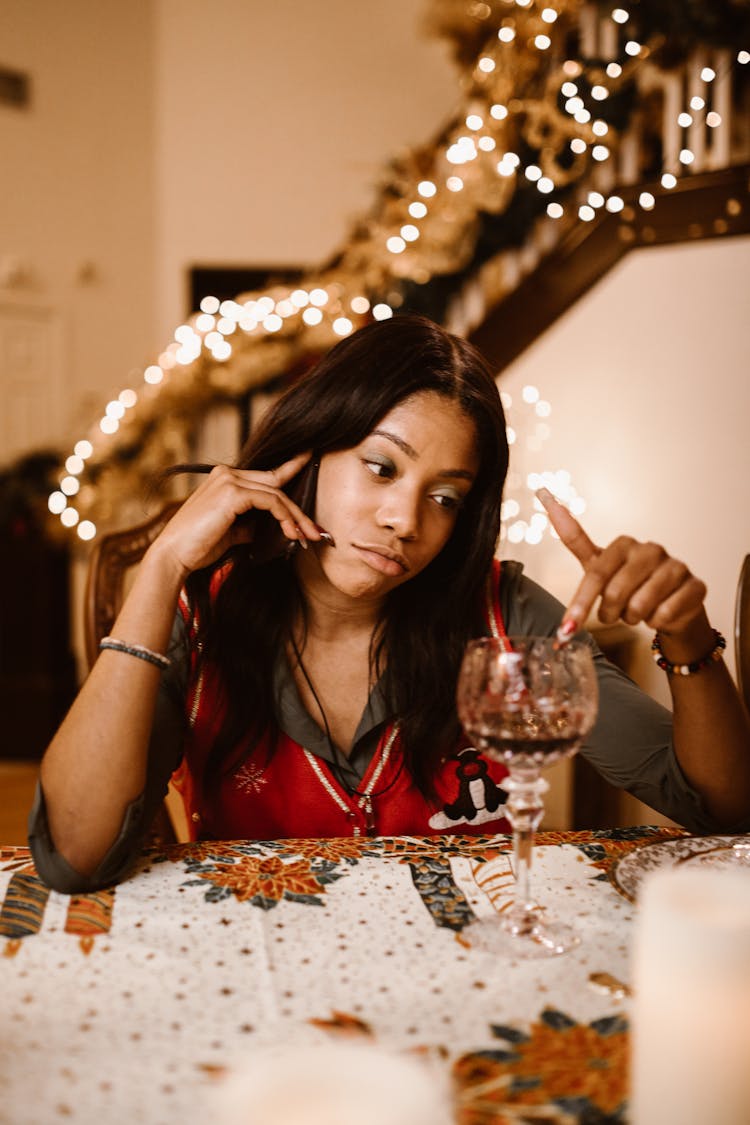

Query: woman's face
[299,391,480,605]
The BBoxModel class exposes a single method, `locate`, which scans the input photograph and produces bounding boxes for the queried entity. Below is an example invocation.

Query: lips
[352,542,410,577]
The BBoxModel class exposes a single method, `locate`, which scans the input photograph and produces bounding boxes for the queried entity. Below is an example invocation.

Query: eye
[432,490,465,512]
[362,455,396,479]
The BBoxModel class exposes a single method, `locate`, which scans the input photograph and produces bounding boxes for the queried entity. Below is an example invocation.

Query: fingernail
[536,488,555,506]
[294,525,309,550]
[316,526,336,546]
[556,618,578,641]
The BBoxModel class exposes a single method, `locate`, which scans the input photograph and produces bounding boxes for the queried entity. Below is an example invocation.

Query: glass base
[463,912,581,959]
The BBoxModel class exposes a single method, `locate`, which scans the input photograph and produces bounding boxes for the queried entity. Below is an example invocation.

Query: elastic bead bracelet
[99,637,171,671]
[651,628,726,676]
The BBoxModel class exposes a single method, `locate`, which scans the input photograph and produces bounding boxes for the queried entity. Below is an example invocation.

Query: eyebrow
[370,428,476,482]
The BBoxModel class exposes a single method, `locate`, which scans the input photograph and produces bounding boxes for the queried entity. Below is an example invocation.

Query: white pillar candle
[214,1041,454,1125]
[632,867,750,1125]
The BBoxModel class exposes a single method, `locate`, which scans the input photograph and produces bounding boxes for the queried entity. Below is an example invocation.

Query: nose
[376,485,420,540]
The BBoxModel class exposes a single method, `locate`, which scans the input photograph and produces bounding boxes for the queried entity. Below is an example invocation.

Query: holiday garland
[47,0,750,538]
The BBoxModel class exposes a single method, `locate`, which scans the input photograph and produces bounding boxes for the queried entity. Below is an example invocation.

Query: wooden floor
[0,761,39,845]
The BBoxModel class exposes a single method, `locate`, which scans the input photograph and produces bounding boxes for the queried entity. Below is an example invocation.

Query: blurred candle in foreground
[632,867,750,1125]
[214,1041,453,1125]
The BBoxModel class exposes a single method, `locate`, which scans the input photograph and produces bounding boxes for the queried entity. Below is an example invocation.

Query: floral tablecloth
[0,826,684,1125]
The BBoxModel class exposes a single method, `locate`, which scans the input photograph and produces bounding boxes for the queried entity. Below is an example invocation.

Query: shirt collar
[273,650,390,785]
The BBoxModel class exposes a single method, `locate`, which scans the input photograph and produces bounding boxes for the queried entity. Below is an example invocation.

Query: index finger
[536,488,599,565]
[537,488,608,634]
[266,451,313,487]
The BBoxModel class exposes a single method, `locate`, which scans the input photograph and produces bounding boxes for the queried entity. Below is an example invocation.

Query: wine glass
[456,636,598,957]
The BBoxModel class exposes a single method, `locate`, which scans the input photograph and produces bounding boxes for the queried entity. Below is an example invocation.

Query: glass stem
[502,768,548,933]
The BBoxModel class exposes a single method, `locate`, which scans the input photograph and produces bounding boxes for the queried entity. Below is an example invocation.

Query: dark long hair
[185,314,509,796]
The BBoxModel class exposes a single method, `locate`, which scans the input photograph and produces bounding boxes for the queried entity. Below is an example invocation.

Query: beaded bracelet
[651,629,726,676]
[99,636,171,671]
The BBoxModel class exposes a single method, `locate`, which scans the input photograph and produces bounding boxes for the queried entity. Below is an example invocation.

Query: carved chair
[735,554,750,713]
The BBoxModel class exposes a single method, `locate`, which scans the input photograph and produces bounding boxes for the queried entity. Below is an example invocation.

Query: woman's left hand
[537,488,708,639]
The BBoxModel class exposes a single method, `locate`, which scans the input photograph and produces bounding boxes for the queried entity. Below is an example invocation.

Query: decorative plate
[610,835,749,902]
[678,840,750,871]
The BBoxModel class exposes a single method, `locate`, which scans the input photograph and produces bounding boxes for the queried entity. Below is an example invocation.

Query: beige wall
[0,0,157,451]
[152,0,458,343]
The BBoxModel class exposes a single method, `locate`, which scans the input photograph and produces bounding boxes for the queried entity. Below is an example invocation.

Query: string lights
[498,383,585,548]
[48,1,749,540]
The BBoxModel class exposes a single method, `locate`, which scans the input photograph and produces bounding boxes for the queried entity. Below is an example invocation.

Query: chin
[337,574,396,600]
[324,560,403,601]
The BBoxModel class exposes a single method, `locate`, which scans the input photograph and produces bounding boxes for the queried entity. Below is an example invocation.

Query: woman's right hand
[148,453,323,580]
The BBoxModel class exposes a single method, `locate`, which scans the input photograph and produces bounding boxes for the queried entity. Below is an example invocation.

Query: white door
[0,295,66,466]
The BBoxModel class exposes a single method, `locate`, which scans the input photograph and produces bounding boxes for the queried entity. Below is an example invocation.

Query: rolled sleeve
[28,782,154,893]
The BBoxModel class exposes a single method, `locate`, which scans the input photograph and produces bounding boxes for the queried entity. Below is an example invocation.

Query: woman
[30,315,750,891]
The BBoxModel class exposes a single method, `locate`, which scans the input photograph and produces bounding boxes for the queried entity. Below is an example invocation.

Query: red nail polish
[556,618,578,642]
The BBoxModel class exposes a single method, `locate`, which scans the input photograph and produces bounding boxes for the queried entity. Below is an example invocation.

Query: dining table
[0,825,689,1125]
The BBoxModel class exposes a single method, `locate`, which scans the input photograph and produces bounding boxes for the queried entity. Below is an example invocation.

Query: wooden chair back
[735,554,750,713]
